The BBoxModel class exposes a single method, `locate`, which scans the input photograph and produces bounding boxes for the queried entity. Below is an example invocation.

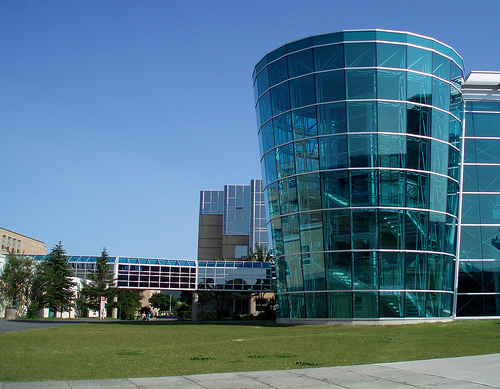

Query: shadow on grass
[12,318,288,328]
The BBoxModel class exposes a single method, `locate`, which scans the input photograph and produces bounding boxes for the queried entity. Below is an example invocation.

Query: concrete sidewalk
[2,353,499,388]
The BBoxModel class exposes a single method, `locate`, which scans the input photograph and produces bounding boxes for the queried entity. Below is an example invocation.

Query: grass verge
[0,320,499,382]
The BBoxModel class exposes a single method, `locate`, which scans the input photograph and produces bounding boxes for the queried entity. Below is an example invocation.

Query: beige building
[0,227,47,255]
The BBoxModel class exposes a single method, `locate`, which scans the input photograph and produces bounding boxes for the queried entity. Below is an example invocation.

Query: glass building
[457,72,500,317]
[253,30,464,322]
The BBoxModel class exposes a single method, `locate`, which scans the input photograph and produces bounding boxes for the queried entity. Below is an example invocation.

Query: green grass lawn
[1,320,499,382]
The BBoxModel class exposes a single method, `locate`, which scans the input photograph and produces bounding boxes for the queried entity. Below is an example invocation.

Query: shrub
[198,310,217,320]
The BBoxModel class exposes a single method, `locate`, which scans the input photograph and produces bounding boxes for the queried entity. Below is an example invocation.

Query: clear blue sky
[1,1,499,259]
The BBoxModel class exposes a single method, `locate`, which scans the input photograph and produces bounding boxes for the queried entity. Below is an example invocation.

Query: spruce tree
[79,248,116,314]
[41,241,74,317]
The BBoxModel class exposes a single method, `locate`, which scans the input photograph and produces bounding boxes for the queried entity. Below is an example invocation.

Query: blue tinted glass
[256,67,269,97]
[268,57,288,86]
[273,113,292,145]
[378,102,406,133]
[276,143,295,178]
[323,210,350,250]
[257,91,272,127]
[432,79,450,111]
[295,139,319,174]
[469,101,500,112]
[377,70,406,100]
[351,212,378,250]
[319,135,348,169]
[407,104,431,136]
[292,107,317,138]
[407,73,431,105]
[379,170,405,206]
[264,151,277,184]
[347,102,376,132]
[350,170,378,206]
[432,52,451,80]
[314,44,344,71]
[260,121,274,154]
[317,102,346,134]
[321,171,349,208]
[378,134,405,168]
[467,112,500,137]
[344,42,376,67]
[297,173,321,211]
[346,69,376,99]
[278,177,298,214]
[289,75,315,108]
[407,46,432,73]
[431,109,450,142]
[377,43,406,68]
[315,70,345,103]
[430,140,449,176]
[271,82,290,116]
[348,134,377,168]
[406,137,430,171]
[287,49,313,78]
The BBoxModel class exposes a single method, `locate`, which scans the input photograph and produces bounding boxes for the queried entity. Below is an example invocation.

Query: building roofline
[0,227,45,244]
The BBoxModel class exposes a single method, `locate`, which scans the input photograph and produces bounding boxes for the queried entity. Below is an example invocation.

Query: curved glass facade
[253,30,464,321]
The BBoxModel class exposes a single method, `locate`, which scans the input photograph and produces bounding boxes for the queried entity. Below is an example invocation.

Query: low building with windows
[0,227,47,255]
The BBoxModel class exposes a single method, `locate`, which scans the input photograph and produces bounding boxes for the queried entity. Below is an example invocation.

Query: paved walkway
[2,353,499,388]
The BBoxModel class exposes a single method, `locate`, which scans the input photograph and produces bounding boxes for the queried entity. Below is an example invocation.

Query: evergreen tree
[111,289,142,320]
[0,250,36,316]
[41,242,74,317]
[78,248,116,314]
[248,243,272,262]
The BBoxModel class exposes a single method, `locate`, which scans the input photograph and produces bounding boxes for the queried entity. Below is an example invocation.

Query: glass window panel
[482,261,500,293]
[378,102,406,133]
[427,254,444,290]
[300,212,324,252]
[450,87,462,123]
[468,165,500,192]
[380,292,404,318]
[347,101,377,132]
[346,69,376,99]
[429,174,447,213]
[407,73,431,105]
[353,292,379,318]
[315,70,345,103]
[273,113,293,145]
[314,44,344,71]
[276,143,295,178]
[430,140,449,176]
[405,292,426,317]
[406,136,430,171]
[378,134,405,168]
[467,112,500,137]
[377,43,406,68]
[319,134,347,169]
[290,75,315,109]
[379,252,405,289]
[278,177,298,214]
[271,219,283,256]
[448,146,460,181]
[284,255,304,292]
[466,138,500,164]
[405,253,427,290]
[317,102,346,135]
[405,211,429,251]
[469,101,500,112]
[325,252,352,290]
[263,151,277,185]
[295,138,319,174]
[457,295,485,317]
[479,226,500,260]
[282,214,300,255]
[344,42,376,67]
[432,52,451,81]
[348,134,377,167]
[287,49,313,78]
[407,104,431,136]
[259,121,274,155]
[271,82,290,116]
[460,226,482,260]
[428,212,446,252]
[450,62,462,84]
[305,292,328,318]
[350,170,378,206]
[297,173,321,211]
[407,46,432,73]
[352,211,377,250]
[288,292,306,318]
[256,67,269,97]
[303,253,326,291]
[266,182,280,218]
[379,210,405,249]
[323,209,351,251]
[257,91,272,127]
[292,107,317,139]
[461,193,480,224]
[353,252,378,290]
[377,70,406,100]
[327,292,353,318]
[406,172,429,209]
[475,194,500,224]
[431,109,450,143]
[432,78,451,111]
[379,170,405,207]
[321,170,349,208]
[268,57,288,86]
